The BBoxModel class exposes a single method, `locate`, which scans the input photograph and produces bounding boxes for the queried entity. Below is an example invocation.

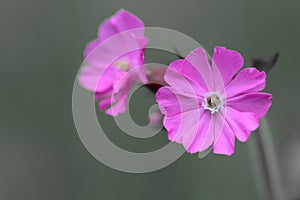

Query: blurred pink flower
[149,111,164,127]
[79,9,148,116]
[156,47,272,156]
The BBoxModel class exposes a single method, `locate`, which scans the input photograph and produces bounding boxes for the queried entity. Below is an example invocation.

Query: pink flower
[156,47,272,156]
[149,111,164,127]
[79,9,148,116]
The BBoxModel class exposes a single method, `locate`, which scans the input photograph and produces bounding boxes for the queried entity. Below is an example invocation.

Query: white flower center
[202,92,224,114]
[114,60,130,71]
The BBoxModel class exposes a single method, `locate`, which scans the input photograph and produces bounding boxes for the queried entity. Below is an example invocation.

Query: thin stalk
[251,118,285,200]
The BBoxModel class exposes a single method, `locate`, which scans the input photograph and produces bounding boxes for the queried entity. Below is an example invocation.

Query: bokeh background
[1,0,300,199]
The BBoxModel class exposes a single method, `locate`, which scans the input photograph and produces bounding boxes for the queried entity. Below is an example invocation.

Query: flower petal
[227,93,272,119]
[225,106,259,142]
[95,87,113,101]
[164,59,208,96]
[99,97,113,111]
[184,48,214,91]
[156,86,202,116]
[212,46,244,86]
[86,31,145,67]
[213,121,235,156]
[164,109,203,146]
[184,111,225,154]
[105,96,127,116]
[99,9,144,42]
[108,9,144,36]
[113,70,138,97]
[84,9,147,60]
[226,68,266,98]
[78,64,116,92]
[156,85,204,150]
[84,39,102,58]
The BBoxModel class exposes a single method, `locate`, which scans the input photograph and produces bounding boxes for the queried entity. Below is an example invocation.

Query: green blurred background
[1,0,299,199]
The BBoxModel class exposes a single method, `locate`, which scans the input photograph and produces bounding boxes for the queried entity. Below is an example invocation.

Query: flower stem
[251,118,286,200]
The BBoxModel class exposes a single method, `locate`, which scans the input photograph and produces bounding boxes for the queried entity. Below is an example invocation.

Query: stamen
[202,92,224,114]
[115,61,130,71]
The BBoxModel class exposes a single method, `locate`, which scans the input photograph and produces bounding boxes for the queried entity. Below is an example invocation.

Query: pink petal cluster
[156,47,272,156]
[79,9,148,116]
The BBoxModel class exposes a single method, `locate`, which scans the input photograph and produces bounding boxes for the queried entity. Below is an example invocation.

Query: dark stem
[250,52,283,199]
[251,118,285,200]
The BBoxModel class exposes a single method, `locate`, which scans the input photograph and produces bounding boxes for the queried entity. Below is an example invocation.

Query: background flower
[79,9,148,116]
